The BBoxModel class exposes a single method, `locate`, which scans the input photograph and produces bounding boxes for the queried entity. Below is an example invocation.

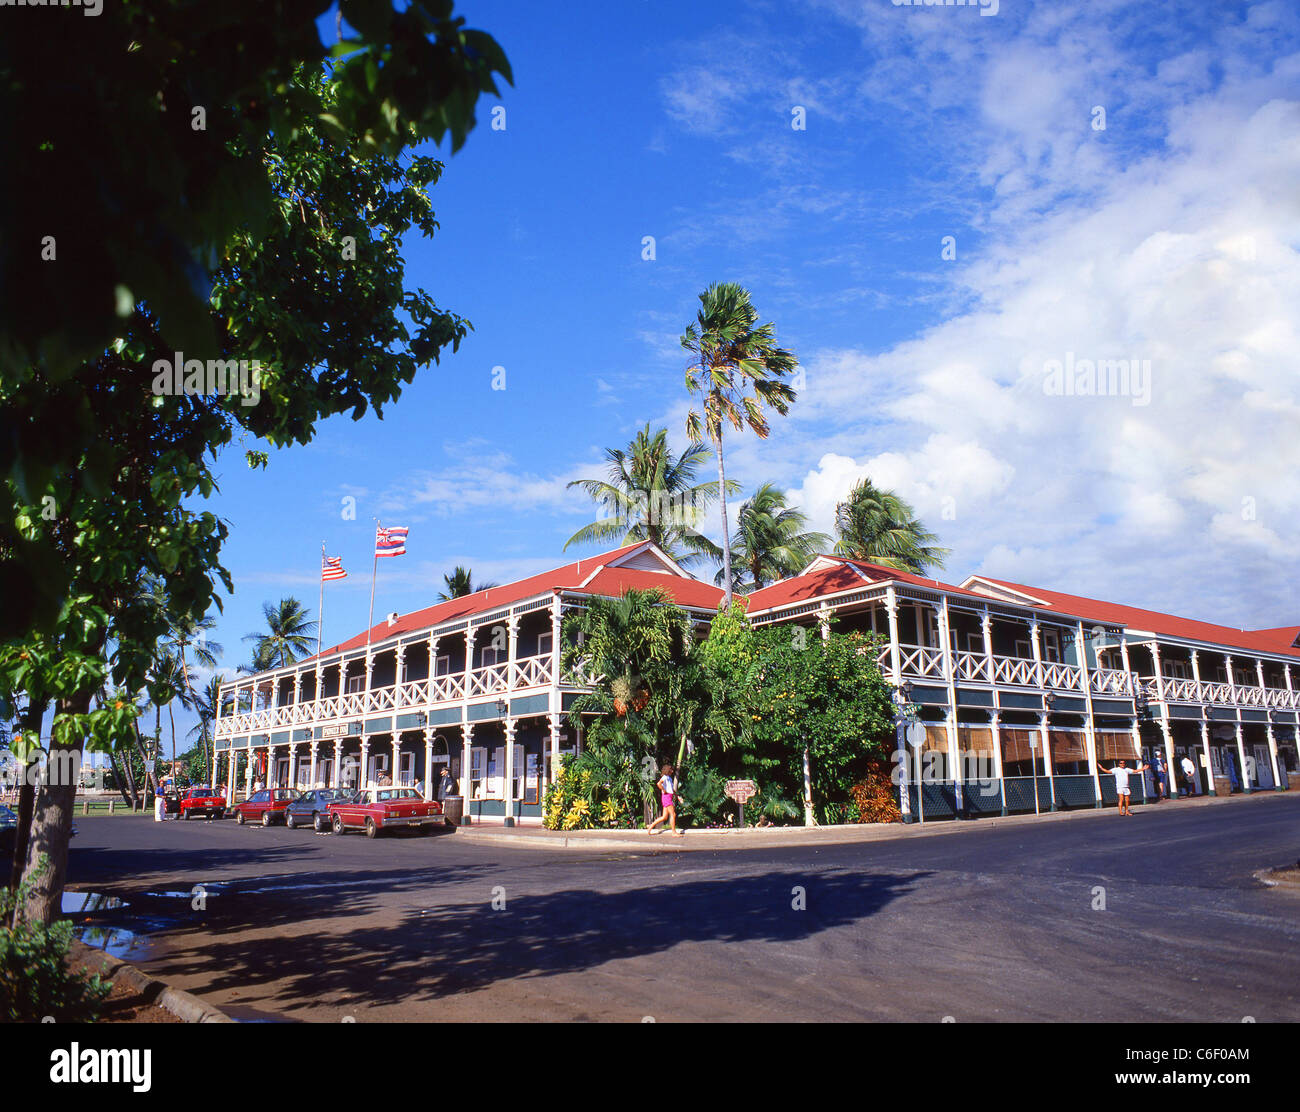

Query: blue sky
[183,0,1300,738]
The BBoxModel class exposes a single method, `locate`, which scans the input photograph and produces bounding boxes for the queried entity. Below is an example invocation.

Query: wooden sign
[320,723,348,739]
[724,779,757,804]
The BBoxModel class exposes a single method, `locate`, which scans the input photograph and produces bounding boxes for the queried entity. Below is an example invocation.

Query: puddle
[74,924,149,961]
[62,891,128,913]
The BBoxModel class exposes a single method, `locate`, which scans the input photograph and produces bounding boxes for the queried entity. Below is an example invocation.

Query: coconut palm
[718,483,829,592]
[437,566,499,601]
[242,597,317,670]
[186,673,226,784]
[682,282,798,608]
[833,477,949,574]
[564,423,738,565]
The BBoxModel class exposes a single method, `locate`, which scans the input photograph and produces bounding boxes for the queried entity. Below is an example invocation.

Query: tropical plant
[437,566,499,601]
[833,478,949,574]
[673,765,729,828]
[0,859,109,1021]
[682,282,799,608]
[718,483,829,592]
[564,423,738,565]
[243,598,316,672]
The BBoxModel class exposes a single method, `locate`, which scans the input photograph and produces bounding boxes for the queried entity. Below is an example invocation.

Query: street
[64,794,1300,1022]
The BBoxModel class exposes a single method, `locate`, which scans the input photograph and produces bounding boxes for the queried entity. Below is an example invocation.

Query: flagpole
[367,520,379,651]
[318,542,326,661]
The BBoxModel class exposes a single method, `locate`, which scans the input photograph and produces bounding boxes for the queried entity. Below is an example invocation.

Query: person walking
[1180,754,1196,797]
[1150,751,1166,802]
[436,765,458,801]
[647,763,682,837]
[1098,758,1146,816]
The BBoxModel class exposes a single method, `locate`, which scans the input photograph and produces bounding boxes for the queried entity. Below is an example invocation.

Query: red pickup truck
[179,785,227,820]
[327,788,444,838]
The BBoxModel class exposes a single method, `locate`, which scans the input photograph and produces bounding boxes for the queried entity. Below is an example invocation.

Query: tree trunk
[715,432,732,609]
[802,745,816,827]
[19,694,89,926]
[7,706,44,909]
[133,719,158,796]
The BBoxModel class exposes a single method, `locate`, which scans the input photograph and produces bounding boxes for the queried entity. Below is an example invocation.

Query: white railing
[1090,668,1135,697]
[953,650,992,683]
[1040,661,1083,692]
[991,655,1039,687]
[896,644,945,679]
[513,655,553,689]
[466,662,510,698]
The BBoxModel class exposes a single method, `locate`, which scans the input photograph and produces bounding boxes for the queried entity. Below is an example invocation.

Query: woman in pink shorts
[647,763,683,837]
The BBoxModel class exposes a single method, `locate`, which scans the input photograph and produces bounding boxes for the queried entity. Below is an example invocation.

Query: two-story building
[216,543,1295,824]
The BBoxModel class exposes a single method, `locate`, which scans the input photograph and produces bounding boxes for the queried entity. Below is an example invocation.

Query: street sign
[725,779,758,829]
[724,779,757,804]
[905,722,926,749]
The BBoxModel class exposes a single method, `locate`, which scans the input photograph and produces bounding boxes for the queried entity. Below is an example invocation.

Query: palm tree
[682,282,798,608]
[437,566,499,601]
[186,673,225,785]
[242,597,317,670]
[833,477,949,574]
[718,483,829,592]
[564,423,738,565]
[168,612,222,781]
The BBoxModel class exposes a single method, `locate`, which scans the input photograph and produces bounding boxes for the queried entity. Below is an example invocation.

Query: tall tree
[564,423,737,564]
[833,478,949,575]
[243,599,317,671]
[2,24,509,924]
[682,283,798,608]
[437,567,499,601]
[718,483,829,593]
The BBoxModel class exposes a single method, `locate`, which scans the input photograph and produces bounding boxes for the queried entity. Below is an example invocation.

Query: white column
[332,739,342,788]
[885,586,902,686]
[548,712,563,788]
[244,739,253,794]
[503,717,517,826]
[1028,622,1053,808]
[1190,649,1213,795]
[980,609,995,685]
[227,746,236,801]
[461,724,474,820]
[391,732,401,786]
[938,598,961,813]
[287,742,298,790]
[359,737,370,789]
[1256,660,1282,790]
[988,712,1006,814]
[1076,621,1102,805]
[423,728,434,800]
[507,614,520,690]
[309,741,319,789]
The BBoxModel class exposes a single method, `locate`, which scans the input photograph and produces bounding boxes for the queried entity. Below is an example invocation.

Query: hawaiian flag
[375,524,409,558]
[321,555,347,582]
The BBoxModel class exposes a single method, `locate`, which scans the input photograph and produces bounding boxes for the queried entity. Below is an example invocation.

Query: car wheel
[313,813,326,833]
[332,814,345,835]
[365,817,378,839]
[261,811,272,827]
[215,809,225,821]
[285,812,296,829]
[236,810,245,825]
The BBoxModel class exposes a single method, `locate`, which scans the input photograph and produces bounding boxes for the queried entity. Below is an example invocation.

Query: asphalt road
[63,794,1300,1022]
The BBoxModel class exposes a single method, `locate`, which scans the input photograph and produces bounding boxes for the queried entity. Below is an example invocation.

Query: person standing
[1180,754,1196,797]
[1150,751,1166,802]
[647,763,682,837]
[436,765,458,801]
[153,786,165,823]
[1098,758,1146,816]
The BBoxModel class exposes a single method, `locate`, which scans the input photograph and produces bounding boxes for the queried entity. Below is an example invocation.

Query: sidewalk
[450,790,1293,853]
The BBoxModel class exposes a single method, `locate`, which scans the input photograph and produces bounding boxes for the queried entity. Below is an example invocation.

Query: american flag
[375,525,409,558]
[321,555,347,582]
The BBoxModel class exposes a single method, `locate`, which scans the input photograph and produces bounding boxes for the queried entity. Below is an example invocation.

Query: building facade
[217,544,1295,824]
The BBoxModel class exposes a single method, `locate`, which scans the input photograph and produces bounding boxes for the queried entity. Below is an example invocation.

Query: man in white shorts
[1098,758,1147,816]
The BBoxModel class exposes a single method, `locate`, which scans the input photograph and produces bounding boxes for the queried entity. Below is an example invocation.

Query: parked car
[235,788,300,826]
[179,785,226,820]
[327,788,444,838]
[0,804,16,860]
[285,788,355,832]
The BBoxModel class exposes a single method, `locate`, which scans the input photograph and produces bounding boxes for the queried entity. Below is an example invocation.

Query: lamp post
[893,681,916,823]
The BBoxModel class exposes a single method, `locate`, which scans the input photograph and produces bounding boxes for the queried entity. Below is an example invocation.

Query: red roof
[967,575,1300,660]
[745,556,994,612]
[309,543,725,659]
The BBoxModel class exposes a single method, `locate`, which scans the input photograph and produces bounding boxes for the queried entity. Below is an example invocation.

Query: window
[433,654,451,677]
[470,748,485,799]
[345,674,365,694]
[479,646,505,668]
[963,632,985,655]
[1042,629,1062,663]
[537,631,553,657]
[1164,659,1189,680]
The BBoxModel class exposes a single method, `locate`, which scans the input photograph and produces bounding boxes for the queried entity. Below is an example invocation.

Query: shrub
[849,760,903,824]
[0,860,110,1022]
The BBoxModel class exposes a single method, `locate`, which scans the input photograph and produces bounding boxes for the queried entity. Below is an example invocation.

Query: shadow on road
[130,866,931,1011]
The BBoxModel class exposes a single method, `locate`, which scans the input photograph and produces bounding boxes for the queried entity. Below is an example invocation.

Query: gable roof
[309,541,724,660]
[745,555,994,613]
[961,575,1300,660]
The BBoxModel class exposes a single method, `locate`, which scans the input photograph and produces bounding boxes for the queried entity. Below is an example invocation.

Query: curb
[71,939,232,1023]
[451,790,1295,853]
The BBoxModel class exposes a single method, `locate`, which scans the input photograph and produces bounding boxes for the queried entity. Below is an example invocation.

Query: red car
[327,788,444,838]
[235,788,300,827]
[179,785,226,820]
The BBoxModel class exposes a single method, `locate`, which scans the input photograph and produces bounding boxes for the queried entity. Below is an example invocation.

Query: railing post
[885,587,902,687]
[938,598,962,815]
